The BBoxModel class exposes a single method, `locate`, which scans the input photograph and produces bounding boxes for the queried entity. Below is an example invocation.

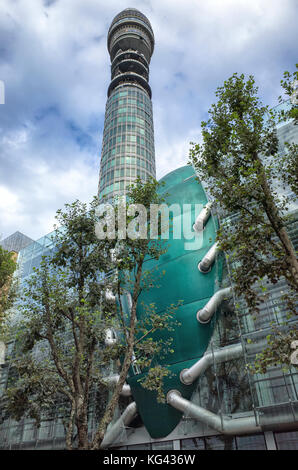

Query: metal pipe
[0,341,5,381]
[126,291,132,311]
[105,328,117,346]
[0,341,5,366]
[198,242,219,273]
[180,343,243,385]
[102,374,132,396]
[197,287,232,324]
[193,202,213,233]
[167,390,261,435]
[100,401,137,448]
[105,289,116,302]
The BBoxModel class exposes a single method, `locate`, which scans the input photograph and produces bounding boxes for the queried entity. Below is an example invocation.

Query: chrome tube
[198,242,219,273]
[193,202,213,233]
[100,401,137,448]
[180,343,243,385]
[0,341,5,366]
[167,390,260,435]
[105,289,116,302]
[102,374,132,396]
[126,291,133,311]
[197,287,232,324]
[105,328,117,346]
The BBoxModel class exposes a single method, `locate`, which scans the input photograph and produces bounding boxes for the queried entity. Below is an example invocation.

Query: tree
[277,65,298,196]
[5,179,179,449]
[189,69,298,372]
[0,245,17,331]
[91,178,180,449]
[279,64,298,124]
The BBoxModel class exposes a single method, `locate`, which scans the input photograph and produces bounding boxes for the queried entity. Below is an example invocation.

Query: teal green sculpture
[122,165,223,438]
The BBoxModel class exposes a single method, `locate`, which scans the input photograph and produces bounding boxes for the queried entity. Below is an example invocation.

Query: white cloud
[0,186,24,228]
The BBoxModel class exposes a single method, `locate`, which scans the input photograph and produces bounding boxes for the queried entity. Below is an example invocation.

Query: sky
[0,0,297,241]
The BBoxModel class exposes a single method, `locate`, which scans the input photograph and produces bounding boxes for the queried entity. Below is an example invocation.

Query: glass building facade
[98,8,156,201]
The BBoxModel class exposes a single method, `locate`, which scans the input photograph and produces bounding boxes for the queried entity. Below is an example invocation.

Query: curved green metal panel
[123,165,223,438]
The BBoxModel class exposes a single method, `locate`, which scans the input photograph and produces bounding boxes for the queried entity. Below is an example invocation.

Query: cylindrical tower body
[98,9,156,201]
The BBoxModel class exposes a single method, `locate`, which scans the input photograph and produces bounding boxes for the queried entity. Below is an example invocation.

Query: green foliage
[91,178,181,449]
[0,246,16,290]
[139,365,173,404]
[276,65,298,196]
[0,246,17,331]
[133,300,182,367]
[278,64,298,124]
[113,177,168,271]
[5,355,66,426]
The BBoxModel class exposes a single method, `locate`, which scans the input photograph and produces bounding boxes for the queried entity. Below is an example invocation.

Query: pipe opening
[179,369,193,385]
[196,311,212,324]
[198,261,211,273]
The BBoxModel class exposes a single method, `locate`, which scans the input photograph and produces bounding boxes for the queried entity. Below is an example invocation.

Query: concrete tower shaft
[98,9,156,201]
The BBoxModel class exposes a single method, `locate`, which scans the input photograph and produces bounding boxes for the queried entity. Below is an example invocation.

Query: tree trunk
[277,226,298,286]
[256,155,298,288]
[65,401,75,450]
[76,396,89,449]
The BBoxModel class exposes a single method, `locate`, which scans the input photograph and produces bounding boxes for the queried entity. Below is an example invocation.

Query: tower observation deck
[98,8,156,201]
